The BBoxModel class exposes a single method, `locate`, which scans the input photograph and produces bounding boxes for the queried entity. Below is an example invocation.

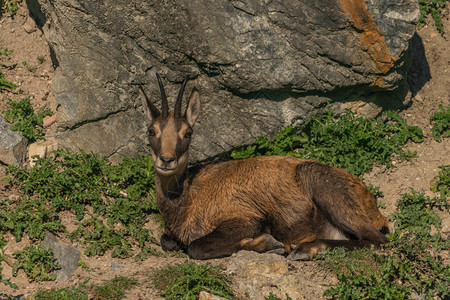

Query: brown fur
[140,76,389,260]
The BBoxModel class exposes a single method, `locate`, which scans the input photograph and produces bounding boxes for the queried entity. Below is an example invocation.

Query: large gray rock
[34,0,419,161]
[0,115,27,165]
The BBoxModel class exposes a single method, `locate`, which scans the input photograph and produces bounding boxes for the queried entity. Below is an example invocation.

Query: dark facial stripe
[148,115,192,160]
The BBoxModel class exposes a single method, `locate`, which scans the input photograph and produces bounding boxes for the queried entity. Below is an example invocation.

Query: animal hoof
[161,233,182,252]
[267,248,287,256]
[286,250,311,261]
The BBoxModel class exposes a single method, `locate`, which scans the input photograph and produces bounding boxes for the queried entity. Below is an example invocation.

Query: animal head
[140,73,200,177]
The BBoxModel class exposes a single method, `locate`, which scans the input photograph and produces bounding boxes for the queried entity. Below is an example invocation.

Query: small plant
[12,243,60,281]
[0,70,17,92]
[0,0,19,18]
[78,259,90,271]
[34,281,89,300]
[430,104,450,142]
[151,262,234,299]
[2,98,52,141]
[265,292,292,300]
[418,0,447,33]
[37,55,45,64]
[0,49,13,56]
[431,165,450,198]
[92,276,138,300]
[232,110,423,176]
[22,61,37,72]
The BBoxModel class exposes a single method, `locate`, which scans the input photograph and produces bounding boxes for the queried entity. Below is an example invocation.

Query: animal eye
[185,130,193,138]
[149,128,156,137]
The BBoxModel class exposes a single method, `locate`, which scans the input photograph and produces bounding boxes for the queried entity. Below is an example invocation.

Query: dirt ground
[0,2,449,299]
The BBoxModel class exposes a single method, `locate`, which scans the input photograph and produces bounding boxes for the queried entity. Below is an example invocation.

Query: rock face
[33,0,419,161]
[0,115,27,165]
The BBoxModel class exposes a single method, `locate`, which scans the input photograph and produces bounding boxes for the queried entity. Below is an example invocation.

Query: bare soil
[0,3,449,299]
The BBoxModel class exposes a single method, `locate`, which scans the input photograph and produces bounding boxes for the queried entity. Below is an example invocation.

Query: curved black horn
[174,75,189,118]
[156,73,169,118]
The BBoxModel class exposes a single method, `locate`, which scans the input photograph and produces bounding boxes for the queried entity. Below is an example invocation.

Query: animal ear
[185,87,200,127]
[139,85,160,121]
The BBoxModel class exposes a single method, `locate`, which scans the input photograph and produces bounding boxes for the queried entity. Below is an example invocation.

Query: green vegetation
[0,197,65,242]
[22,60,37,72]
[151,262,233,299]
[35,282,89,300]
[93,276,138,300]
[0,0,19,18]
[431,165,450,198]
[0,49,13,56]
[418,0,447,33]
[2,98,52,141]
[265,292,292,300]
[34,277,136,300]
[232,110,423,176]
[0,70,17,92]
[319,180,450,299]
[7,150,158,259]
[430,104,450,142]
[12,243,60,281]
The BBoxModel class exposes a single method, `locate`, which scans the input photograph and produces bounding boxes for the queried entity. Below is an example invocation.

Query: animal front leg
[187,221,285,260]
[160,233,184,252]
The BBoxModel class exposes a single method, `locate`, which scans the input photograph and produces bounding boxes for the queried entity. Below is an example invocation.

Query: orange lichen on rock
[373,76,387,89]
[339,0,394,75]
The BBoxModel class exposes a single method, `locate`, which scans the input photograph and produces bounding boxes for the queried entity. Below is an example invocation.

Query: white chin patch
[155,166,179,176]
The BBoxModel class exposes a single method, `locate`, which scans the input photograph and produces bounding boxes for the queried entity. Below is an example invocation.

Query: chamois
[139,74,389,260]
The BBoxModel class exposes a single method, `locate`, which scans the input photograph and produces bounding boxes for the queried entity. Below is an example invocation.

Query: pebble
[23,19,37,33]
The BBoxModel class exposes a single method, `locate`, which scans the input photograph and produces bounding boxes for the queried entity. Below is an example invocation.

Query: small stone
[8,194,21,201]
[198,291,228,300]
[44,232,81,282]
[28,141,48,167]
[0,115,27,165]
[110,261,122,271]
[23,19,37,33]
[43,114,56,128]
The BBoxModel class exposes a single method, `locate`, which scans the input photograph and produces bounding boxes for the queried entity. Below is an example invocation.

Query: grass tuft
[2,98,52,142]
[92,276,138,300]
[418,0,447,33]
[430,104,450,142]
[0,0,19,18]
[431,164,450,198]
[34,281,89,300]
[12,243,60,282]
[151,262,234,299]
[0,70,17,92]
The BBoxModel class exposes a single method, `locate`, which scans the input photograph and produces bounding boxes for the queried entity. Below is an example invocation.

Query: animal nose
[160,156,176,164]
